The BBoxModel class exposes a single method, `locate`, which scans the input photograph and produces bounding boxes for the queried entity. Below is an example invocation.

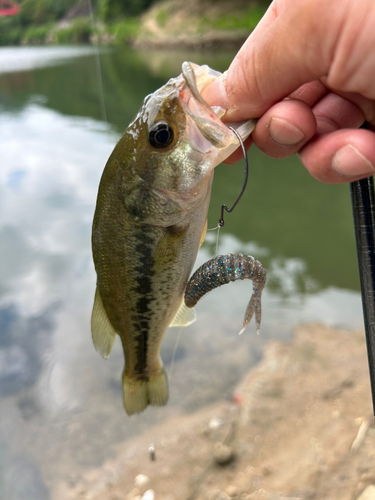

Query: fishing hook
[218,127,249,227]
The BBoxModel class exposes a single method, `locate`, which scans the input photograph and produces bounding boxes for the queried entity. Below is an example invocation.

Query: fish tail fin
[122,368,169,416]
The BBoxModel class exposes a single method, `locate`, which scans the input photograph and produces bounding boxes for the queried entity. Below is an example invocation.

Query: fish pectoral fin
[169,300,196,327]
[91,287,117,359]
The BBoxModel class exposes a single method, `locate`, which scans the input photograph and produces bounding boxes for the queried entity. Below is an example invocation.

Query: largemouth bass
[91,62,255,416]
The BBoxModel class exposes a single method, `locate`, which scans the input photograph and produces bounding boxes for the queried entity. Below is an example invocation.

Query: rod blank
[350,176,375,416]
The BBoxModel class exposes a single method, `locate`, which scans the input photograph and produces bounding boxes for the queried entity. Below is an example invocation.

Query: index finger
[202,0,340,121]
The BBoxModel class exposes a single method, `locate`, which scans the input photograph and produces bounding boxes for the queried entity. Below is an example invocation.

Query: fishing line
[168,326,183,382]
[87,0,107,122]
[205,224,221,255]
[215,224,221,255]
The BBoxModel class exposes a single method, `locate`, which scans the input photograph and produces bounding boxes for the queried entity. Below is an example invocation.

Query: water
[0,46,363,498]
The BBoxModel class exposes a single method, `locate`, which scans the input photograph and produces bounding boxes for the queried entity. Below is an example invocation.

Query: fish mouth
[179,61,255,161]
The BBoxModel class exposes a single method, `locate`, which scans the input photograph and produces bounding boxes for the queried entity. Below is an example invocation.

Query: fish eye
[148,122,175,149]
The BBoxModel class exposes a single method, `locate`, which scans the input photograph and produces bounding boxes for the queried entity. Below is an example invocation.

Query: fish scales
[184,253,266,334]
[91,62,256,416]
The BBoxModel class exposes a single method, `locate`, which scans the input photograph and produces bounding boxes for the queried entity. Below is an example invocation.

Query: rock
[213,443,235,466]
[209,417,224,430]
[226,485,240,497]
[135,474,150,488]
[142,490,155,500]
[209,490,230,500]
[128,487,140,498]
[356,485,375,500]
[244,489,270,500]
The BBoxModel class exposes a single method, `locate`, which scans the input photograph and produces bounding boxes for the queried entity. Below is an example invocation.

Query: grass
[155,8,169,28]
[23,23,54,44]
[108,18,140,43]
[0,1,268,46]
[55,17,93,44]
[199,5,267,32]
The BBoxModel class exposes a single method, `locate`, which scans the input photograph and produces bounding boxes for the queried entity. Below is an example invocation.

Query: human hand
[202,0,375,183]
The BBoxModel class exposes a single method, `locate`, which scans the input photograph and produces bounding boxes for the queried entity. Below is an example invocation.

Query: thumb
[202,0,341,121]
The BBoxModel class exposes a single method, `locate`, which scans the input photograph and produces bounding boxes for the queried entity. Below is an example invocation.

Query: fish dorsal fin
[169,300,196,327]
[91,287,117,359]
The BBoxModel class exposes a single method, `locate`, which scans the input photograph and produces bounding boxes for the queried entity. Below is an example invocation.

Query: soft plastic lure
[184,253,266,334]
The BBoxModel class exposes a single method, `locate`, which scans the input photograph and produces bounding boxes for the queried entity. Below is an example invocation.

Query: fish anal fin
[91,287,117,359]
[122,368,169,416]
[169,300,196,327]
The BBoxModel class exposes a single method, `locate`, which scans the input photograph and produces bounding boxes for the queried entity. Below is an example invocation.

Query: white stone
[142,490,155,500]
[135,474,150,488]
[356,485,375,500]
[208,417,223,429]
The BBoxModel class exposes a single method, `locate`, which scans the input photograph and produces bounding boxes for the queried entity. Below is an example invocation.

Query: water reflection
[0,46,364,497]
[0,46,103,74]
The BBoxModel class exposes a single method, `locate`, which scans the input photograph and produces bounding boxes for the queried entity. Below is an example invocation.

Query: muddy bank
[57,323,375,500]
[132,30,249,50]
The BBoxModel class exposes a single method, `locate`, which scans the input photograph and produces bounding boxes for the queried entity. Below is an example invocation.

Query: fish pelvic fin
[199,219,207,248]
[169,300,196,327]
[122,368,169,416]
[91,287,117,359]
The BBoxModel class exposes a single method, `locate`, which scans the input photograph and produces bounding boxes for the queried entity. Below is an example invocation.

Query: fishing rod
[350,123,375,418]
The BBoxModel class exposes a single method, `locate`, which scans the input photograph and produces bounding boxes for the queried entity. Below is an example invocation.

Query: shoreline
[58,323,374,500]
[131,28,250,51]
[0,30,250,51]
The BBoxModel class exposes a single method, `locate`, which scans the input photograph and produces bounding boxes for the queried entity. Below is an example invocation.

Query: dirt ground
[59,324,375,500]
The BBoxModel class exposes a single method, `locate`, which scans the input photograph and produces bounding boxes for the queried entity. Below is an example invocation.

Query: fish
[91,62,256,416]
[184,253,266,335]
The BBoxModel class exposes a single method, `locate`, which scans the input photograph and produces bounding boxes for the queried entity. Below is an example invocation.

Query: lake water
[0,45,364,499]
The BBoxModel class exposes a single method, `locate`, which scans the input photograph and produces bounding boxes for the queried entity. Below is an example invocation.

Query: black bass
[91,62,255,416]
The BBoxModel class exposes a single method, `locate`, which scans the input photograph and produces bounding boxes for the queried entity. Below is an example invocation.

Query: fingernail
[269,117,306,146]
[201,76,228,110]
[201,74,243,120]
[332,145,375,177]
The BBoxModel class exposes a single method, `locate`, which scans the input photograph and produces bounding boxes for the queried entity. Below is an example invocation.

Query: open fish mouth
[179,61,255,160]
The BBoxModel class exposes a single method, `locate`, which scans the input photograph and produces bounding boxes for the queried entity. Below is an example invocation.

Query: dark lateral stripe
[133,229,155,376]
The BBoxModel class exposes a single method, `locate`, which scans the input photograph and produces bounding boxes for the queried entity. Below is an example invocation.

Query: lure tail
[239,291,262,335]
[185,253,266,335]
[122,368,169,416]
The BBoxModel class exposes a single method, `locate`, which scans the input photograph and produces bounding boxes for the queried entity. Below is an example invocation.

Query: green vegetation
[23,22,54,43]
[18,0,77,25]
[55,17,93,43]
[97,0,155,21]
[0,0,270,46]
[0,0,152,45]
[155,7,169,28]
[0,16,23,45]
[107,18,140,44]
[0,0,76,45]
[200,5,267,32]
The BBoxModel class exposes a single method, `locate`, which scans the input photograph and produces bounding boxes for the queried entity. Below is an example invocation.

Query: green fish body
[91,62,255,415]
